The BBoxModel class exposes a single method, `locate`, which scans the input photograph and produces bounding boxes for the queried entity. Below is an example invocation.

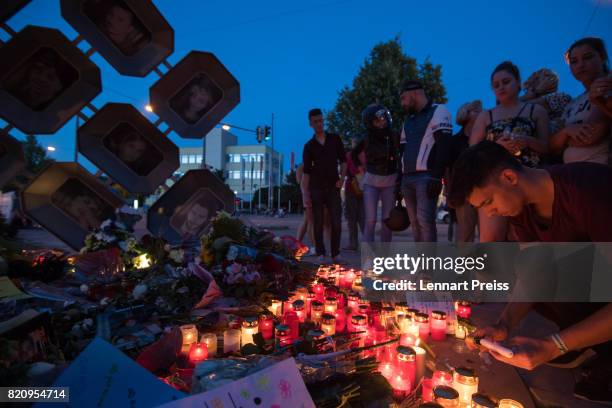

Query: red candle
[378,361,394,380]
[343,269,356,289]
[351,314,368,347]
[312,283,325,302]
[336,292,346,309]
[258,313,274,340]
[415,312,430,339]
[400,333,417,347]
[275,324,291,348]
[310,300,324,326]
[396,346,416,391]
[335,309,346,333]
[432,370,453,387]
[324,297,338,314]
[325,286,337,298]
[306,292,315,318]
[292,299,306,323]
[283,310,300,340]
[457,301,472,319]
[188,342,208,364]
[347,292,360,314]
[430,310,447,341]
[390,374,411,400]
[421,378,434,402]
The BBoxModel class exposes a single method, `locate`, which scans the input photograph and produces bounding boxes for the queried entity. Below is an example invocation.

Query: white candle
[223,329,241,353]
[453,367,479,405]
[269,299,282,317]
[200,333,217,357]
[498,399,524,408]
[241,317,259,346]
[321,313,336,336]
[180,324,198,353]
[413,346,426,384]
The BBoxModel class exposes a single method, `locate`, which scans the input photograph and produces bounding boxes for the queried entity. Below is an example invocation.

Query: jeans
[363,184,395,242]
[401,173,440,242]
[344,192,364,248]
[311,187,342,257]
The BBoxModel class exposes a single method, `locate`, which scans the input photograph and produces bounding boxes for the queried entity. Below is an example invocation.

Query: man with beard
[399,81,453,242]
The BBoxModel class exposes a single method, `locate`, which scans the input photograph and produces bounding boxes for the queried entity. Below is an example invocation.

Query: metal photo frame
[0,25,101,134]
[149,51,240,139]
[147,169,235,244]
[21,162,124,250]
[61,0,174,77]
[0,131,25,188]
[78,103,179,194]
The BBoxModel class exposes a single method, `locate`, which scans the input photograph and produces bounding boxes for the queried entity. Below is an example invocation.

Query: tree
[21,134,53,174]
[327,35,447,142]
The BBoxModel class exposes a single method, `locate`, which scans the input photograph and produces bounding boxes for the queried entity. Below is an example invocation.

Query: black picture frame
[61,0,174,77]
[21,162,124,250]
[0,132,25,188]
[147,169,235,244]
[0,0,31,23]
[78,103,179,194]
[0,25,101,135]
[149,51,240,139]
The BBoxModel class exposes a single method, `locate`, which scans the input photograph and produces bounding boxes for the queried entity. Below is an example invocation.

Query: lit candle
[347,293,360,314]
[321,313,336,336]
[335,308,346,333]
[223,328,241,353]
[325,285,337,299]
[306,329,326,342]
[452,367,479,405]
[407,318,420,338]
[396,346,416,391]
[432,370,453,387]
[295,285,308,302]
[351,315,368,347]
[382,306,396,329]
[180,324,198,353]
[275,324,291,348]
[498,399,524,408]
[456,301,471,319]
[336,292,346,309]
[358,304,370,319]
[188,342,208,364]
[421,378,434,402]
[343,269,356,289]
[413,345,426,384]
[455,323,467,340]
[258,312,274,340]
[471,393,498,408]
[378,361,394,380]
[430,310,447,341]
[241,316,259,346]
[312,282,325,301]
[283,310,300,340]
[200,333,217,357]
[283,299,294,314]
[415,312,430,339]
[406,308,419,320]
[352,271,363,291]
[292,299,306,323]
[399,333,417,347]
[390,374,411,401]
[324,297,338,314]
[306,291,315,318]
[269,299,282,317]
[433,385,459,407]
[311,300,324,326]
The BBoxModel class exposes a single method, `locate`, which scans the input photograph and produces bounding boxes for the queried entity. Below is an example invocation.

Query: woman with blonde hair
[521,68,572,135]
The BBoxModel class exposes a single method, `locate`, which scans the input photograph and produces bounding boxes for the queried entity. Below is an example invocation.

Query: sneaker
[546,348,597,369]
[332,255,348,265]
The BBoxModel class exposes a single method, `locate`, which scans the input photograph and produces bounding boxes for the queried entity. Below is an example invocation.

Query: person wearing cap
[398,80,453,242]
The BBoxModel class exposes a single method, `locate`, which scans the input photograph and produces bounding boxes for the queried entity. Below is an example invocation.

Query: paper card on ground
[156,357,315,408]
[35,337,185,408]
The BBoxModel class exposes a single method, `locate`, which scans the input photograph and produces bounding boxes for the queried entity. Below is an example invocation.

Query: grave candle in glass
[335,308,346,333]
[258,312,274,340]
[223,328,241,353]
[324,297,338,314]
[456,301,471,319]
[343,269,356,289]
[321,313,336,336]
[430,310,447,341]
[269,299,282,317]
[311,300,324,326]
[292,299,306,323]
[283,310,300,340]
[347,292,360,314]
[471,393,497,408]
[188,342,208,364]
[180,324,198,354]
[421,378,434,402]
[406,308,419,320]
[200,333,217,357]
[351,315,367,347]
[275,324,291,348]
[452,367,479,405]
[432,371,453,387]
[283,299,294,315]
[390,374,411,401]
[306,329,326,342]
[312,282,325,301]
[378,360,394,380]
[358,304,370,320]
[382,306,396,329]
[498,399,524,408]
[295,285,308,302]
[336,292,346,309]
[306,292,315,318]
[241,316,259,346]
[396,346,416,391]
[415,312,430,339]
[414,345,426,384]
[433,385,460,408]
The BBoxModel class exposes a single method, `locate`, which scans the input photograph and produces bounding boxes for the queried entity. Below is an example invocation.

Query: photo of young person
[51,178,115,231]
[169,188,223,238]
[82,0,151,56]
[102,122,163,176]
[3,47,78,111]
[169,73,223,124]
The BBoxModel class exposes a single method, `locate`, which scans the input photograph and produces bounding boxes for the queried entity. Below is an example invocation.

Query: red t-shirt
[509,163,612,242]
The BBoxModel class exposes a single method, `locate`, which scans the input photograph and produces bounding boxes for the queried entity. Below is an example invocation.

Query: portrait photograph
[50,177,115,231]
[82,0,151,56]
[169,73,223,125]
[169,188,223,238]
[102,122,163,176]
[3,47,79,111]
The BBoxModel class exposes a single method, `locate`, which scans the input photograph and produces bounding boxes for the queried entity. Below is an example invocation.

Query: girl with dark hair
[469,61,550,242]
[549,37,611,165]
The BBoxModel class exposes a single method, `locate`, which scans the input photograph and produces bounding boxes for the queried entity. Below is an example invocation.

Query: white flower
[82,318,94,329]
[273,236,282,244]
[169,249,184,264]
[132,283,148,299]
[100,220,112,229]
[100,297,111,306]
[80,284,89,294]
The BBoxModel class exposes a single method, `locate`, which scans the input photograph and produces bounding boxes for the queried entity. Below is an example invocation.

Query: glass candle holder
[430,310,447,341]
[334,308,346,333]
[347,292,360,314]
[396,346,416,391]
[498,399,524,408]
[283,299,294,314]
[325,285,338,299]
[306,329,326,342]
[283,310,300,340]
[351,314,368,347]
[241,316,259,346]
[432,371,453,387]
[456,301,471,319]
[295,285,308,301]
[455,323,467,339]
[471,393,497,408]
[180,324,198,353]
[312,282,325,301]
[406,308,419,320]
[390,374,412,401]
[258,313,274,340]
[292,299,306,323]
[269,299,282,317]
[188,342,208,364]
[321,313,336,336]
[200,333,217,357]
[275,324,291,348]
[358,304,370,320]
[306,292,316,318]
[382,306,396,329]
[223,328,241,353]
[421,378,434,402]
[415,312,430,339]
[310,300,324,325]
[453,367,479,405]
[378,360,394,380]
[414,345,426,384]
[324,297,338,314]
[343,269,356,289]
[433,385,460,408]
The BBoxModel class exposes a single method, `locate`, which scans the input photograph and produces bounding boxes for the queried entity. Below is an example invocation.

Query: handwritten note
[35,337,184,408]
[156,357,314,408]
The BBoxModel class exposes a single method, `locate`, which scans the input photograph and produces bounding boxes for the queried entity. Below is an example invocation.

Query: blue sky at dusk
[4,0,612,173]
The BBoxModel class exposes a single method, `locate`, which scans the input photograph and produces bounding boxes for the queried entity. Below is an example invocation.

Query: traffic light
[256,126,263,143]
[263,126,271,141]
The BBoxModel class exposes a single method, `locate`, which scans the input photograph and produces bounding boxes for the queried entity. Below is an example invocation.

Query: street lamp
[145,104,154,113]
[221,124,231,131]
[47,146,56,152]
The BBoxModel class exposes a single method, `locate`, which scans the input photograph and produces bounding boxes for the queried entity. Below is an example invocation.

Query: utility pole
[268,113,274,212]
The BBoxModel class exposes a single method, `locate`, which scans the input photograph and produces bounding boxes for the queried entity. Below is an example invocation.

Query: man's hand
[466,323,508,351]
[488,336,561,371]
